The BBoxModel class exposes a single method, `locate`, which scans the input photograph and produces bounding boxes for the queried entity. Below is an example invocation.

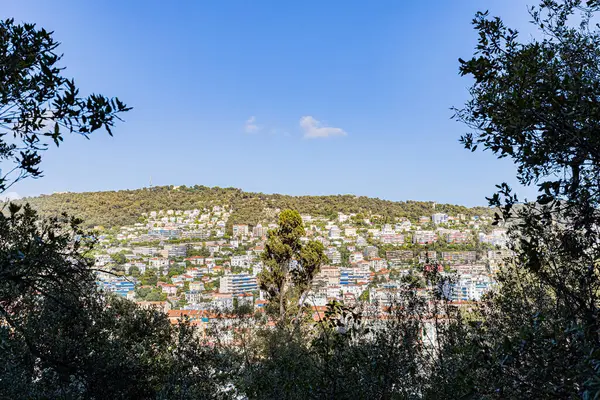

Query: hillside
[10,185,492,228]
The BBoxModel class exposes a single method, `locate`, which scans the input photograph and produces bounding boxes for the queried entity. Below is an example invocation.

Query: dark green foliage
[237,293,444,400]
[7,3,600,398]
[0,20,231,399]
[259,210,327,322]
[130,264,140,277]
[444,1,600,397]
[0,19,130,193]
[188,245,211,257]
[110,251,127,265]
[0,205,227,399]
[141,269,159,286]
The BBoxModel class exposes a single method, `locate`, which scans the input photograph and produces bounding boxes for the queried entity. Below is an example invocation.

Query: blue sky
[4,1,539,206]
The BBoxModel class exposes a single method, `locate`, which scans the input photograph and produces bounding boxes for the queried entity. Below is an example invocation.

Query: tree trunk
[279,280,287,322]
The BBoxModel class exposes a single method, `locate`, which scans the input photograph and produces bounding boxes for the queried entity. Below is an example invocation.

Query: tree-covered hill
[9,185,492,228]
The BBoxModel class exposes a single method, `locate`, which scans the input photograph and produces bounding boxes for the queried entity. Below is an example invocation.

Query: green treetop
[258,209,327,324]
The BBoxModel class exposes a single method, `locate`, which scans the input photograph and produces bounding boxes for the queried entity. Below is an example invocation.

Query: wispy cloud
[244,116,260,133]
[300,116,347,139]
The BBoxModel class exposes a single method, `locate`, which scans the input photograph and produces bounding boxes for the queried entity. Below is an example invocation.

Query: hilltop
[9,185,492,229]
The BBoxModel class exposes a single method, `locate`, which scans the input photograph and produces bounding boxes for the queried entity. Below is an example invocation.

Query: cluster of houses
[94,206,511,320]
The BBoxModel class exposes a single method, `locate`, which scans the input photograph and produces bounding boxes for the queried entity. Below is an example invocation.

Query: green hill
[9,185,492,228]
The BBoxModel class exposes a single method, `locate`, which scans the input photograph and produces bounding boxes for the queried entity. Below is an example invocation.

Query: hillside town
[93,206,511,320]
[2,1,597,396]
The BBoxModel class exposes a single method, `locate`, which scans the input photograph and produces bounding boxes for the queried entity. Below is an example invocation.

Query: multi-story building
[158,283,178,296]
[252,223,266,238]
[486,249,514,273]
[232,224,249,238]
[325,248,341,264]
[149,257,170,269]
[189,281,204,292]
[382,224,394,234]
[356,236,367,246]
[329,226,341,239]
[369,257,387,271]
[440,251,477,264]
[386,250,414,262]
[181,230,210,240]
[445,230,469,244]
[161,244,187,258]
[419,251,438,262]
[379,233,404,244]
[355,260,370,273]
[100,278,135,298]
[363,245,379,260]
[454,264,488,275]
[132,247,158,256]
[350,252,364,263]
[185,290,203,304]
[395,220,412,231]
[412,231,437,244]
[340,268,371,285]
[432,213,449,225]
[231,255,252,268]
[219,273,258,294]
[185,256,205,265]
[148,228,181,239]
[479,229,508,247]
[486,249,513,263]
[344,227,357,237]
[418,216,430,224]
[124,261,145,275]
[444,274,494,301]
[315,266,341,286]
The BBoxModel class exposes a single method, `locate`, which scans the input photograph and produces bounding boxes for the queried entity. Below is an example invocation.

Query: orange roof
[168,310,204,318]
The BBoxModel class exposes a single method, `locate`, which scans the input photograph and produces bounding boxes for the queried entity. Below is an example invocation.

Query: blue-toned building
[340,268,371,285]
[148,228,181,238]
[98,278,135,298]
[219,273,258,294]
[444,274,494,301]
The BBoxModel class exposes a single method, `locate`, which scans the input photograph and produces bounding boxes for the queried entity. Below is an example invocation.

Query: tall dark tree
[456,0,600,321]
[258,209,327,323]
[0,19,210,399]
[448,0,600,397]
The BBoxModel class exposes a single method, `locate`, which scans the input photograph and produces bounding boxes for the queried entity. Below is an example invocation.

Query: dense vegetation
[11,185,491,228]
[3,1,600,398]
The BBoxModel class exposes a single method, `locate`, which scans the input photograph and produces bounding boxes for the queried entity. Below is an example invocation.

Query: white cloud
[299,116,347,139]
[244,116,260,133]
[0,192,21,202]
